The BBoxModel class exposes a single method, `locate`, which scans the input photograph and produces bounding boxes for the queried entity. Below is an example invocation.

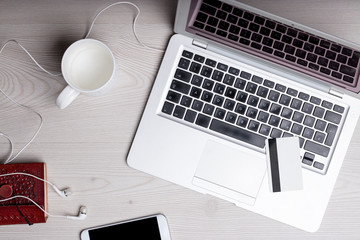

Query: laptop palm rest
[192,140,266,206]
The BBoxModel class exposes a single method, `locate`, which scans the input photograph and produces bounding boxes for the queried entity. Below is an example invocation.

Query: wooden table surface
[0,0,359,239]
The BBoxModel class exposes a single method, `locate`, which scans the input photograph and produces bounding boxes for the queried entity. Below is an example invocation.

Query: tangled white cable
[0,1,164,164]
[85,1,164,52]
[0,89,43,165]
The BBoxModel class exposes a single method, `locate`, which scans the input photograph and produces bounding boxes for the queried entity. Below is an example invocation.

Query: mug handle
[56,85,80,109]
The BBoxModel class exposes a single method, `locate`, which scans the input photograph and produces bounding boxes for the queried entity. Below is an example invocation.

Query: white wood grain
[0,0,359,239]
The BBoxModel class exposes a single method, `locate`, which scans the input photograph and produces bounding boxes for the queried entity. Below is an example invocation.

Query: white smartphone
[80,214,171,240]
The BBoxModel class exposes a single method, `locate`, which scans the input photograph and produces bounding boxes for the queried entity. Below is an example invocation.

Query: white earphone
[0,172,87,220]
[0,1,165,221]
[66,206,88,220]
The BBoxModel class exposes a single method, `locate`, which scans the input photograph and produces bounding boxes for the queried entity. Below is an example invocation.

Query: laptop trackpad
[192,140,266,205]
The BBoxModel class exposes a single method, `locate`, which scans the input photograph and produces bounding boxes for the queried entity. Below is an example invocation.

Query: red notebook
[0,163,48,225]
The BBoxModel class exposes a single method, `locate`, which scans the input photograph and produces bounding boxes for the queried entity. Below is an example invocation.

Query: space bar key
[209,119,266,148]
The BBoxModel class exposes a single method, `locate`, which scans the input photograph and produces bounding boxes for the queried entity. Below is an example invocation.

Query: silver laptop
[127,0,360,232]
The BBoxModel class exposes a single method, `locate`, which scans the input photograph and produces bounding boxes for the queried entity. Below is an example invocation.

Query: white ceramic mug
[56,39,116,109]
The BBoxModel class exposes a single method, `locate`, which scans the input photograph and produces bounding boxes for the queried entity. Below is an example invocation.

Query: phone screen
[88,216,162,239]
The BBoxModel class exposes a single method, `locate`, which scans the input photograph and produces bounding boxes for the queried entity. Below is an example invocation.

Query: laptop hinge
[328,88,344,99]
[192,39,208,49]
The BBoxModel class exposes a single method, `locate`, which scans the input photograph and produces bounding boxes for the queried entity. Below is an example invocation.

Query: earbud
[66,206,87,220]
[0,172,72,198]
[52,185,72,198]
[0,173,87,221]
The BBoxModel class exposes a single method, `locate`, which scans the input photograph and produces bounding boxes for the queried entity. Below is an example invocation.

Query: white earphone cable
[0,132,14,162]
[0,172,56,188]
[0,39,62,77]
[0,89,43,165]
[85,1,164,52]
[0,1,162,164]
[0,195,66,219]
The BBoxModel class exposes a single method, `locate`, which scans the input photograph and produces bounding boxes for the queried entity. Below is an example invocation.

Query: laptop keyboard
[160,48,347,174]
[188,0,360,93]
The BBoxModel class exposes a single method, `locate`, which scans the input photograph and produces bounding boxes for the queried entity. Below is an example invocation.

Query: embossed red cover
[0,163,48,225]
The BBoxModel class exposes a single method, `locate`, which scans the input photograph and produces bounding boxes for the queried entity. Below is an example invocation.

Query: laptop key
[257,111,269,123]
[269,103,281,115]
[202,79,215,90]
[171,80,191,94]
[315,119,326,131]
[235,103,247,114]
[269,115,280,127]
[292,111,304,123]
[313,106,325,118]
[214,83,226,94]
[224,87,236,98]
[245,82,258,94]
[194,54,205,63]
[303,115,315,127]
[313,161,325,170]
[280,119,291,131]
[321,100,333,109]
[290,98,302,110]
[184,109,197,123]
[333,104,345,113]
[248,120,260,131]
[324,110,342,124]
[263,79,275,88]
[225,112,237,123]
[325,123,338,146]
[299,92,310,101]
[236,91,248,102]
[275,83,286,92]
[201,66,213,77]
[236,116,248,127]
[190,87,202,98]
[304,141,330,157]
[256,86,268,98]
[205,58,217,67]
[302,102,314,114]
[212,70,224,81]
[213,95,224,106]
[174,69,192,82]
[268,90,280,102]
[178,58,190,69]
[283,132,293,137]
[203,103,215,115]
[234,78,246,90]
[302,127,314,139]
[166,90,181,103]
[246,107,258,118]
[302,152,315,165]
[291,123,303,135]
[191,75,203,86]
[180,96,192,107]
[247,95,259,106]
[224,99,235,110]
[182,50,193,59]
[214,108,226,119]
[279,94,291,106]
[314,131,326,144]
[210,119,266,148]
[259,124,271,136]
[189,62,202,74]
[162,101,174,115]
[196,114,211,128]
[270,128,282,138]
[258,99,270,111]
[192,100,203,111]
[173,106,186,119]
[310,96,321,105]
